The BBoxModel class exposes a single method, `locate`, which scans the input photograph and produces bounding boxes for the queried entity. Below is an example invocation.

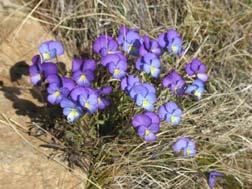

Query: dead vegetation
[2,0,252,188]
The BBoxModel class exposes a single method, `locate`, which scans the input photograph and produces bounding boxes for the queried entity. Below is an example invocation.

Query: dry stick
[0,114,102,189]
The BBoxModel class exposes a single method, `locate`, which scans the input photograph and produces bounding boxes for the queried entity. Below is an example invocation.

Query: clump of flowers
[29,25,209,155]
[27,24,216,187]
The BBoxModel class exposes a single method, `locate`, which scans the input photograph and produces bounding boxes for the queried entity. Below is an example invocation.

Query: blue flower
[130,83,156,111]
[132,112,160,142]
[139,35,162,56]
[101,53,128,79]
[71,87,98,114]
[47,76,76,105]
[121,75,141,92]
[158,102,183,125]
[38,40,64,61]
[117,25,142,56]
[185,79,205,100]
[71,58,96,87]
[96,86,112,110]
[162,70,186,95]
[208,171,224,189]
[29,55,58,85]
[158,29,183,55]
[60,98,83,123]
[136,53,161,78]
[93,35,119,56]
[184,58,208,82]
[172,137,196,157]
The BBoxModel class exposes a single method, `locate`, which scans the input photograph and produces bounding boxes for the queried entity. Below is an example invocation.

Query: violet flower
[184,58,208,82]
[47,76,76,105]
[38,40,64,61]
[101,53,127,79]
[121,75,141,92]
[139,35,162,56]
[93,35,119,56]
[162,70,186,95]
[71,58,96,87]
[70,87,98,113]
[185,79,205,100]
[158,29,183,55]
[29,55,58,85]
[130,83,156,111]
[158,102,183,125]
[60,98,83,123]
[208,171,224,189]
[136,53,161,78]
[117,25,142,56]
[96,86,112,110]
[172,137,196,157]
[132,112,160,142]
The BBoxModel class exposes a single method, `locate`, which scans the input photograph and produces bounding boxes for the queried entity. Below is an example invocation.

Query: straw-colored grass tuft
[19,0,252,188]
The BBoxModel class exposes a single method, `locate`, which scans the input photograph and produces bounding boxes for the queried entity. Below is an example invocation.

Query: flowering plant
[29,26,223,188]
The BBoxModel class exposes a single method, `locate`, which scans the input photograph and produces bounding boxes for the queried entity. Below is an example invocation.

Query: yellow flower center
[170,115,176,123]
[142,99,150,107]
[114,68,120,75]
[79,74,86,81]
[150,66,156,74]
[98,97,102,104]
[171,45,178,53]
[69,109,78,117]
[145,129,151,136]
[54,91,61,97]
[85,102,90,109]
[186,148,191,156]
[194,90,201,98]
[128,44,136,52]
[43,52,51,60]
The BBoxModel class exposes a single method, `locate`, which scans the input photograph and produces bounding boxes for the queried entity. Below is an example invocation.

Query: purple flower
[136,53,161,78]
[139,35,162,56]
[101,53,127,67]
[185,79,205,100]
[117,25,141,56]
[208,171,224,189]
[172,137,196,157]
[158,29,183,55]
[130,83,156,111]
[132,112,160,142]
[60,98,83,123]
[96,86,112,110]
[72,58,96,73]
[162,70,186,95]
[130,83,155,99]
[101,53,127,79]
[29,55,58,85]
[93,35,119,56]
[47,76,76,105]
[71,58,96,87]
[99,86,113,95]
[158,102,183,125]
[184,59,208,82]
[70,87,98,113]
[121,75,141,92]
[38,40,64,61]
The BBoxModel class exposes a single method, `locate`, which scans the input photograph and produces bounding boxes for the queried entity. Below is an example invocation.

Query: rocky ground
[0,1,86,188]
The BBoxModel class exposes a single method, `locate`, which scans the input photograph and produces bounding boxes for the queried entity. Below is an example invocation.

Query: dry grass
[11,0,252,188]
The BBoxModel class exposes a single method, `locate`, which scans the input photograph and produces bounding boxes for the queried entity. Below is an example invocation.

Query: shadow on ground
[0,61,63,134]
